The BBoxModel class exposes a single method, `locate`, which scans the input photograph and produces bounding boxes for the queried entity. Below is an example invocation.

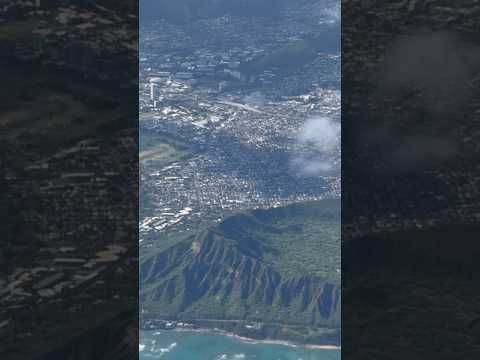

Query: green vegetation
[216,200,340,282]
[140,200,340,343]
[252,219,339,280]
[139,130,191,167]
[0,59,131,162]
[239,25,339,77]
[241,40,317,76]
[140,0,286,23]
[139,128,193,220]
[343,226,480,359]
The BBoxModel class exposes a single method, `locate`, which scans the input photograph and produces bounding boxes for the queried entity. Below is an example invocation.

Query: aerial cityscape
[3,0,478,359]
[3,0,480,359]
[0,1,138,359]
[342,2,480,359]
[139,0,341,358]
[139,1,341,243]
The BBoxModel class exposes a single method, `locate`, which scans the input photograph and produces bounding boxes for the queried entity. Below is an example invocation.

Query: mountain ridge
[140,200,340,344]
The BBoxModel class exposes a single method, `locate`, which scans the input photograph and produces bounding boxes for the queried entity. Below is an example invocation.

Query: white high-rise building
[148,78,163,102]
[149,83,156,101]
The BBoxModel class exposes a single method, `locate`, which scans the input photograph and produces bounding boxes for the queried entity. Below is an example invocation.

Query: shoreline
[144,327,340,351]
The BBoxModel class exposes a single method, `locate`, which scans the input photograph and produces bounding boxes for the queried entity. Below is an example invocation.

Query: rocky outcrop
[140,201,340,330]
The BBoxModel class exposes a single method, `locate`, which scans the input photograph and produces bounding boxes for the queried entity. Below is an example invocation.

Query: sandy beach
[168,327,340,350]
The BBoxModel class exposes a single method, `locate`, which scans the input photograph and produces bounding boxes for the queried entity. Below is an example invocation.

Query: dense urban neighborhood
[139,10,341,243]
[1,1,138,358]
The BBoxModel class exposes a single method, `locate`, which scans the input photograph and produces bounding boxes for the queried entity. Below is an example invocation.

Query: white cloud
[292,116,340,176]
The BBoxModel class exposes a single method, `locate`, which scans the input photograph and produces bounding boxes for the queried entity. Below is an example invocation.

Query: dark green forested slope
[239,26,340,76]
[140,200,340,343]
[343,226,480,359]
[140,0,288,23]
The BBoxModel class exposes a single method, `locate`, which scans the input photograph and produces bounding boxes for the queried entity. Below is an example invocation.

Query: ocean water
[140,330,340,360]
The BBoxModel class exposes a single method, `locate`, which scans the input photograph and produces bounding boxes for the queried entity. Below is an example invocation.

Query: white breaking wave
[159,342,177,353]
[147,342,178,357]
[215,353,246,360]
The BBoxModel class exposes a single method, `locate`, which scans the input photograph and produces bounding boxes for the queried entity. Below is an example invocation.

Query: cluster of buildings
[0,0,140,355]
[0,244,127,304]
[139,6,340,112]
[141,318,195,331]
[6,132,137,243]
[343,166,480,240]
[342,0,480,239]
[1,0,137,83]
[1,130,138,346]
[139,13,341,243]
[139,88,341,238]
[140,316,262,332]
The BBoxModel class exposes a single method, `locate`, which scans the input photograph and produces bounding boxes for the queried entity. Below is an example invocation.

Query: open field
[140,130,191,166]
[0,61,132,163]
[140,143,177,162]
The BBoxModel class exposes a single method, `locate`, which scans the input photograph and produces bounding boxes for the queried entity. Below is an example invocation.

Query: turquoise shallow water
[140,330,340,360]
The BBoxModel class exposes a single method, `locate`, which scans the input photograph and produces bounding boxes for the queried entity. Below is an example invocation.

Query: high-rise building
[148,78,162,102]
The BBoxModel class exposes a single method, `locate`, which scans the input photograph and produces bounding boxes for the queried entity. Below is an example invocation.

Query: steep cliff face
[140,201,340,330]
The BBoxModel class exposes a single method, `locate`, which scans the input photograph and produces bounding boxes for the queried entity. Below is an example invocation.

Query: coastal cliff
[140,201,341,345]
